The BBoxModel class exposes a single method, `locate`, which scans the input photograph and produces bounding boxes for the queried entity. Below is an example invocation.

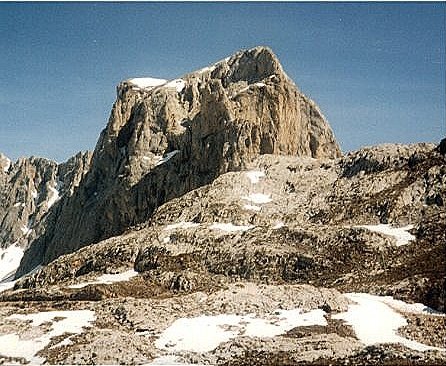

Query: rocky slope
[10,141,445,307]
[17,46,341,276]
[0,140,444,365]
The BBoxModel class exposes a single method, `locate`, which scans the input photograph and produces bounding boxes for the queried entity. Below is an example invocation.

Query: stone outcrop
[17,46,341,275]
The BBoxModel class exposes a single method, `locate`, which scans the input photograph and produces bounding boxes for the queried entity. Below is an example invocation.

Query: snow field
[210,223,254,232]
[0,243,24,281]
[333,293,446,352]
[0,310,95,364]
[128,78,167,89]
[355,224,415,246]
[242,193,272,204]
[0,280,16,293]
[165,79,186,93]
[68,269,138,289]
[155,308,327,352]
[245,170,265,184]
[128,77,185,93]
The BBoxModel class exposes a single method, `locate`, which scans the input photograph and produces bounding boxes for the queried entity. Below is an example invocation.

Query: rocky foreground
[0,47,445,365]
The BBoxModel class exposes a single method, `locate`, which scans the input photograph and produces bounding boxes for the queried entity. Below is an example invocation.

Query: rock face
[0,152,91,279]
[17,46,341,275]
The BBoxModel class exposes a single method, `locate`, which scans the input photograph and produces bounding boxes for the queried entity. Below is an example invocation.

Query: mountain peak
[120,46,287,97]
[17,46,341,275]
[187,46,288,87]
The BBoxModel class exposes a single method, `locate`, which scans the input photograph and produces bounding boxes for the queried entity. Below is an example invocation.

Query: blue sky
[1,2,445,162]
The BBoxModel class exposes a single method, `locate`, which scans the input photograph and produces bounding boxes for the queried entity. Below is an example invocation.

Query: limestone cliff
[16,46,340,276]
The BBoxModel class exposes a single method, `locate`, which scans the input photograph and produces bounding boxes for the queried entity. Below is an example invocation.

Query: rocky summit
[0,47,445,365]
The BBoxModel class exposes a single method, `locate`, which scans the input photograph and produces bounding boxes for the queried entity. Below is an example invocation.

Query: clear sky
[1,2,445,162]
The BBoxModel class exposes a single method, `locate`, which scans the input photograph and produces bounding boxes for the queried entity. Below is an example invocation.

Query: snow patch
[210,223,254,233]
[0,280,16,293]
[164,221,199,231]
[13,202,25,207]
[242,193,272,204]
[245,170,265,184]
[243,204,261,211]
[0,310,95,364]
[21,225,32,236]
[128,77,167,89]
[165,79,186,93]
[255,82,266,87]
[47,184,60,209]
[51,337,73,349]
[333,293,446,352]
[0,265,42,293]
[273,222,285,229]
[155,308,326,353]
[155,150,180,166]
[375,295,444,316]
[147,355,199,365]
[0,243,24,281]
[2,157,11,172]
[197,65,216,74]
[68,269,138,289]
[128,77,185,93]
[356,224,415,246]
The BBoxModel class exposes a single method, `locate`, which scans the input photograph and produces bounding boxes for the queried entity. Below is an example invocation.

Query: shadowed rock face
[16,46,341,275]
[0,152,91,277]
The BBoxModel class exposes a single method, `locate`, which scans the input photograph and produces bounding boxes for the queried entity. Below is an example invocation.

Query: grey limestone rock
[17,46,341,275]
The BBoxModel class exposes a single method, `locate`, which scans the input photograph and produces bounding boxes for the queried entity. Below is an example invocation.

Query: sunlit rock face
[17,46,340,275]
